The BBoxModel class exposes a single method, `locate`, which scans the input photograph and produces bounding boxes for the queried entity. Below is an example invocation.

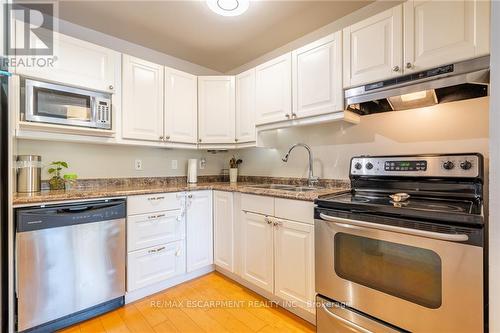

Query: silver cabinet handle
[320,303,373,333]
[165,135,170,140]
[147,213,165,220]
[392,65,400,72]
[285,114,290,119]
[187,193,193,199]
[148,246,166,254]
[319,213,469,242]
[109,85,114,90]
[406,62,413,69]
[291,113,297,119]
[148,196,165,201]
[159,136,164,141]
[264,216,272,224]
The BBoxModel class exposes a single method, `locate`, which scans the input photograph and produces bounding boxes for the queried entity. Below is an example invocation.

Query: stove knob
[443,161,455,170]
[366,162,374,170]
[460,160,472,170]
[354,162,363,170]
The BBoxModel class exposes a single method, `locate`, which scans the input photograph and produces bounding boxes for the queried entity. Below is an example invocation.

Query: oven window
[334,233,442,309]
[33,87,92,122]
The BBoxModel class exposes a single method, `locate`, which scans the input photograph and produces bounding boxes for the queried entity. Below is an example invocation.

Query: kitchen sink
[247,184,323,192]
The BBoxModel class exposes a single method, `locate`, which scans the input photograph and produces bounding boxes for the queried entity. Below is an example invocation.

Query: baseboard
[125,265,215,304]
[215,266,316,325]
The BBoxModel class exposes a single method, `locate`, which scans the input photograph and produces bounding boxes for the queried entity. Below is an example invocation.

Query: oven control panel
[350,154,481,178]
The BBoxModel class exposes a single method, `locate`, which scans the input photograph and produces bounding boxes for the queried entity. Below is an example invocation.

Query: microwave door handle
[91,96,97,126]
[319,213,469,242]
[320,303,374,333]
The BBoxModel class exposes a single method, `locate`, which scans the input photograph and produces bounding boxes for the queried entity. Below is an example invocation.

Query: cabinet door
[292,32,343,118]
[274,219,315,313]
[186,190,213,272]
[127,240,185,292]
[213,191,234,272]
[198,76,236,144]
[127,209,184,252]
[235,69,256,143]
[164,67,198,144]
[122,55,164,141]
[240,211,274,293]
[343,5,403,87]
[255,53,292,125]
[14,31,119,92]
[403,0,490,73]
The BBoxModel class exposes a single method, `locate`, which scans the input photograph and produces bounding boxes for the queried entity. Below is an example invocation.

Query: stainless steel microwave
[22,79,112,130]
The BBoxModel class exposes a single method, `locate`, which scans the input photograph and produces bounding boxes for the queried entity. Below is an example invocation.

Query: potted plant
[47,161,77,191]
[229,156,242,183]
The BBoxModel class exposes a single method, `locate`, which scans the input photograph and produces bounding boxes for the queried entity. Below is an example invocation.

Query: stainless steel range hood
[345,56,490,115]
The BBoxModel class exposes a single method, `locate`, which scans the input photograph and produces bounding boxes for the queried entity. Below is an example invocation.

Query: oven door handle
[320,303,374,333]
[319,213,469,242]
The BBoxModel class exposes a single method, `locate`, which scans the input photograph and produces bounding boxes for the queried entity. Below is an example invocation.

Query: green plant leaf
[60,162,68,168]
[47,168,55,174]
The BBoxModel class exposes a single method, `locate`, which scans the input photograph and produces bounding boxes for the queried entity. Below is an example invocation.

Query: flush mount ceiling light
[207,0,249,17]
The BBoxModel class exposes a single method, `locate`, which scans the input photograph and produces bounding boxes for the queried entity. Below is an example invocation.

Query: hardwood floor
[59,272,316,333]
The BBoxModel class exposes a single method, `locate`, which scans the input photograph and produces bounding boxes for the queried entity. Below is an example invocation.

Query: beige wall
[16,140,230,180]
[234,97,489,180]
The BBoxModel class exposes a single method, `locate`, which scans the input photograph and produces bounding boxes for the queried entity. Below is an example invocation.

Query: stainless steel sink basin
[247,184,323,192]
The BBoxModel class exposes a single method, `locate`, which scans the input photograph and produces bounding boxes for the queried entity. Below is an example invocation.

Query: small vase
[48,176,65,191]
[229,168,238,183]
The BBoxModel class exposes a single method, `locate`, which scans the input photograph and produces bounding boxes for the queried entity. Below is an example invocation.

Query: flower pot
[48,176,65,191]
[229,168,238,183]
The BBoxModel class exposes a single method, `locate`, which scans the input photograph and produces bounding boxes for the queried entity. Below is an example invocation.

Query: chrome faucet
[282,143,319,187]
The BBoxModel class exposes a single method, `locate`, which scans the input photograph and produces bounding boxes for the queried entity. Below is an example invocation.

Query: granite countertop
[13,181,349,206]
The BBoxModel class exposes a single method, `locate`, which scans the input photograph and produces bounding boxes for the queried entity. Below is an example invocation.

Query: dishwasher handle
[16,199,126,232]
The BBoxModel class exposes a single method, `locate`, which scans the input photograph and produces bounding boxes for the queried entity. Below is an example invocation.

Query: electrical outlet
[171,160,178,170]
[135,159,143,170]
[200,158,206,169]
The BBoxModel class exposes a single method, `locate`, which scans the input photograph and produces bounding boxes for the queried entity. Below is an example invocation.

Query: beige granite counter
[13,180,349,206]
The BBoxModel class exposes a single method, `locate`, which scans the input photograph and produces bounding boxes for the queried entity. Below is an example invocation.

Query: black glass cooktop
[316,191,483,225]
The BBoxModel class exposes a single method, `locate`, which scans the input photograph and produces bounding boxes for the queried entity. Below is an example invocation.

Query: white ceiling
[57,0,372,73]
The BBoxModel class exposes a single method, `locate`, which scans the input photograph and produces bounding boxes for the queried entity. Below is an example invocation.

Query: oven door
[24,79,110,129]
[315,210,483,333]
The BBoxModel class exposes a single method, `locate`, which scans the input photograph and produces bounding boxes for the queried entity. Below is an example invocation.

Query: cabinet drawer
[241,194,274,216]
[127,209,184,252]
[275,198,314,225]
[127,240,185,292]
[127,192,184,215]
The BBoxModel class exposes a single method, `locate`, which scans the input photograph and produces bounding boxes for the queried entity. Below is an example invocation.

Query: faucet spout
[281,143,319,187]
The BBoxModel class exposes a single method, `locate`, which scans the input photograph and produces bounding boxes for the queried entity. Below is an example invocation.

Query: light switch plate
[171,160,178,170]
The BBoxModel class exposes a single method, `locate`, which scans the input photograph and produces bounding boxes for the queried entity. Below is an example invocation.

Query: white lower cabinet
[126,192,187,294]
[186,190,214,272]
[274,219,314,313]
[127,209,184,252]
[213,191,234,272]
[127,240,185,292]
[236,194,315,314]
[240,211,274,293]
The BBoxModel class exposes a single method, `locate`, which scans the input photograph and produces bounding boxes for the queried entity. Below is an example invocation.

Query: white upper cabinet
[122,55,164,142]
[343,5,403,88]
[164,67,198,144]
[235,69,256,143]
[186,190,214,272]
[403,0,490,73]
[292,32,343,119]
[255,53,292,125]
[15,32,119,93]
[198,76,236,144]
[213,191,234,273]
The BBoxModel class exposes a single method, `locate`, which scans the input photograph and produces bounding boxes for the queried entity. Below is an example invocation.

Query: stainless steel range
[314,153,485,333]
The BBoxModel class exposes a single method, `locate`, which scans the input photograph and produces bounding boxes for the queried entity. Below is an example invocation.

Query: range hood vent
[345,56,490,115]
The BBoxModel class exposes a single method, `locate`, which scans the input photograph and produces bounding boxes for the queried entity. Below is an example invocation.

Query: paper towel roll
[187,159,198,183]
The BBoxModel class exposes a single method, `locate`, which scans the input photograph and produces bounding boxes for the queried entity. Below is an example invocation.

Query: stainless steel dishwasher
[15,199,126,333]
